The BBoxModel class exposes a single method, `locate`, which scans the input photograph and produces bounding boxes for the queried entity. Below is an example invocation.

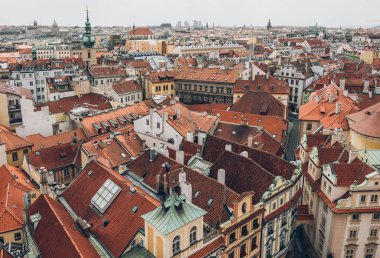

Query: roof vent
[132,205,138,213]
[103,219,109,227]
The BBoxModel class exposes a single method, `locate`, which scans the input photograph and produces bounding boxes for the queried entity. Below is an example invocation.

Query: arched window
[172,235,180,254]
[242,202,247,214]
[190,226,197,245]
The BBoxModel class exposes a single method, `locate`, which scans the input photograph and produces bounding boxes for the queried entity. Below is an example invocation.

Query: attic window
[93,123,102,134]
[207,199,213,206]
[258,85,262,91]
[108,119,118,128]
[270,85,275,91]
[244,85,249,91]
[132,205,138,213]
[91,179,121,214]
[194,191,200,198]
[60,152,67,158]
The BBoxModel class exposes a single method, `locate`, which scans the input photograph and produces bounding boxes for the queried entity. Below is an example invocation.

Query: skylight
[91,179,121,214]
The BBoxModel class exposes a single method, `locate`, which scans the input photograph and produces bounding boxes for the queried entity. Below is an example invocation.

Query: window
[252,218,259,229]
[319,231,325,251]
[306,123,312,131]
[282,213,287,226]
[228,251,235,258]
[266,243,272,258]
[242,202,247,213]
[280,234,285,250]
[361,195,367,204]
[280,198,284,206]
[23,149,29,155]
[0,236,4,244]
[14,232,21,241]
[146,119,149,126]
[240,244,247,258]
[365,248,375,258]
[91,179,122,214]
[64,168,69,178]
[352,213,360,221]
[323,181,327,189]
[241,224,248,237]
[251,236,257,251]
[229,232,236,243]
[345,249,355,258]
[328,186,332,195]
[12,152,18,161]
[349,230,357,238]
[190,226,197,245]
[267,221,274,235]
[373,213,380,220]
[172,236,180,254]
[370,229,378,237]
[272,202,276,210]
[157,122,160,129]
[371,195,378,203]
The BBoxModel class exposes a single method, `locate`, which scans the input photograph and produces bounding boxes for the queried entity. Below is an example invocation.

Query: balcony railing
[10,118,22,124]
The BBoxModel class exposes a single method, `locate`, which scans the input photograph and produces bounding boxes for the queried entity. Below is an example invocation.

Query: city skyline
[1,0,380,28]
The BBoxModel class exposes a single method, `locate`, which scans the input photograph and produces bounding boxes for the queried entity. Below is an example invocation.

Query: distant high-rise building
[184,21,189,28]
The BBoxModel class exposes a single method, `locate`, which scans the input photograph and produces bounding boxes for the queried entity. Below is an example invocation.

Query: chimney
[149,108,155,129]
[247,134,253,147]
[363,79,370,93]
[163,111,168,122]
[156,174,160,192]
[257,119,262,131]
[149,148,157,162]
[240,151,249,158]
[179,168,186,184]
[339,79,346,91]
[225,144,232,152]
[175,108,181,117]
[343,90,348,97]
[369,90,373,99]
[315,95,321,103]
[265,70,269,80]
[349,150,359,163]
[186,131,194,142]
[217,169,225,185]
[335,102,341,114]
[181,181,192,203]
[328,90,337,103]
[331,128,344,145]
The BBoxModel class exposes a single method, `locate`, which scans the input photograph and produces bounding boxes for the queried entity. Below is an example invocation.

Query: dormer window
[242,202,247,214]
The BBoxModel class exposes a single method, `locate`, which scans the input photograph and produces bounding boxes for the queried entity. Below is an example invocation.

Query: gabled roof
[0,184,25,234]
[90,66,127,78]
[157,103,218,137]
[234,76,289,94]
[0,83,33,100]
[329,162,375,187]
[27,195,100,258]
[129,27,154,36]
[142,193,206,236]
[230,91,286,117]
[62,161,159,257]
[0,164,35,193]
[27,143,81,171]
[175,68,238,84]
[0,128,33,152]
[112,79,142,95]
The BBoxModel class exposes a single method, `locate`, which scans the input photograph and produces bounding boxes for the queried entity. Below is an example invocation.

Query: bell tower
[82,8,96,66]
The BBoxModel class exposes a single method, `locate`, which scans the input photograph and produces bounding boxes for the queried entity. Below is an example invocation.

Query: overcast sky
[1,0,380,28]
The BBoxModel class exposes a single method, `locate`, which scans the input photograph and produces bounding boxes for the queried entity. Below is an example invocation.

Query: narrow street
[285,116,300,161]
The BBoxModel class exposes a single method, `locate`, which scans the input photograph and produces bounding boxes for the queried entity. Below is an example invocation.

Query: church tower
[267,19,272,31]
[82,8,96,66]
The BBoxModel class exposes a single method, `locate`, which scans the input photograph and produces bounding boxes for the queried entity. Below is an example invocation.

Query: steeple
[82,8,95,48]
[85,8,92,35]
[267,19,272,31]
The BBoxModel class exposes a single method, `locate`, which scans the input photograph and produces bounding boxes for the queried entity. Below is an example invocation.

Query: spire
[82,7,95,48]
[133,23,135,30]
[267,19,272,31]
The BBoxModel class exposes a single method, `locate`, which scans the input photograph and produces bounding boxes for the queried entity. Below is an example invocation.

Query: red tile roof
[62,161,159,257]
[188,236,224,258]
[145,70,176,83]
[27,195,100,258]
[27,143,81,171]
[330,162,375,187]
[346,102,380,138]
[90,66,127,78]
[175,68,238,84]
[0,248,13,258]
[129,27,154,36]
[26,129,88,151]
[230,91,286,117]
[0,184,25,234]
[0,83,33,99]
[234,76,289,94]
[0,127,33,152]
[0,164,36,193]
[185,103,229,114]
[46,93,112,114]
[112,79,142,95]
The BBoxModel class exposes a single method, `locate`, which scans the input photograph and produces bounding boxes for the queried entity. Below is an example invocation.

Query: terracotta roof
[27,143,81,171]
[112,79,141,95]
[210,151,274,204]
[90,66,127,78]
[62,161,159,257]
[234,76,289,94]
[26,129,88,151]
[0,83,33,100]
[0,248,13,258]
[202,135,295,180]
[330,162,375,187]
[0,164,35,193]
[46,93,112,114]
[213,122,282,156]
[0,127,33,152]
[305,38,325,48]
[188,236,224,258]
[303,134,330,151]
[115,131,143,157]
[212,109,285,142]
[129,27,154,36]
[157,103,218,137]
[185,103,229,114]
[80,102,150,138]
[299,83,359,130]
[145,70,176,83]
[175,68,238,84]
[230,91,286,117]
[82,134,131,169]
[346,102,380,138]
[27,195,100,258]
[0,184,25,234]
[126,60,152,70]
[316,144,348,166]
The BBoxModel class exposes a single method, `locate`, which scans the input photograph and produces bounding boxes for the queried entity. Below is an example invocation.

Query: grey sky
[1,0,380,28]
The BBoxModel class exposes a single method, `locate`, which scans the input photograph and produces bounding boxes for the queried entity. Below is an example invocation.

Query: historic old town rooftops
[175,67,238,84]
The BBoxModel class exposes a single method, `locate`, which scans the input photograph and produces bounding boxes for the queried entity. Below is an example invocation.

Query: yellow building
[0,126,33,168]
[125,27,167,55]
[346,102,380,150]
[143,70,176,99]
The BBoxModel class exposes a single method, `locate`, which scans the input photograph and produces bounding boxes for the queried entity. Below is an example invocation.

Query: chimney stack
[369,90,373,99]
[225,144,232,152]
[186,131,194,142]
[181,181,192,203]
[339,79,346,91]
[149,148,157,162]
[363,79,370,93]
[335,102,341,114]
[247,135,253,147]
[217,169,225,185]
